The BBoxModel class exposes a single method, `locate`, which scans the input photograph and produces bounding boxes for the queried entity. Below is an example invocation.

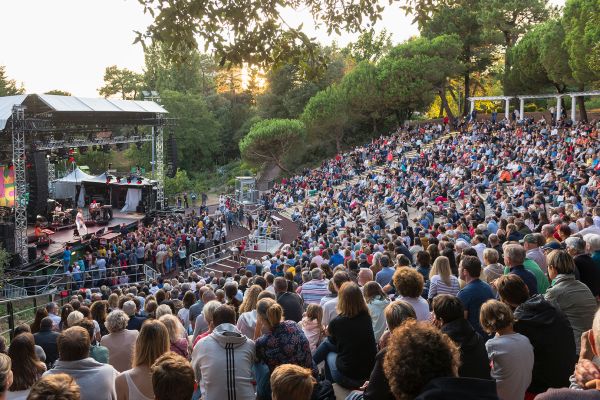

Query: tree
[239,119,304,173]
[164,168,192,197]
[563,0,600,121]
[418,0,496,115]
[98,66,144,99]
[45,90,72,96]
[343,28,392,63]
[479,0,553,84]
[302,84,351,153]
[378,36,463,124]
[160,90,221,171]
[137,0,386,70]
[215,64,244,94]
[0,66,24,96]
[340,61,384,133]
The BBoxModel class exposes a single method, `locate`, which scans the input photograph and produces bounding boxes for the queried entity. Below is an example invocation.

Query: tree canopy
[98,65,144,99]
[0,66,24,96]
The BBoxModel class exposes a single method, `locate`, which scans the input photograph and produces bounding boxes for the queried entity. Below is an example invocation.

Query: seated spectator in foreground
[274,277,304,323]
[159,315,189,359]
[7,333,46,400]
[151,353,195,400]
[0,354,13,400]
[502,244,539,296]
[431,295,491,380]
[392,267,430,321]
[26,374,80,400]
[123,300,146,332]
[383,320,498,399]
[480,300,534,400]
[544,249,597,354]
[457,256,495,338]
[115,320,170,400]
[33,318,59,368]
[12,325,46,364]
[193,305,255,400]
[270,364,316,400]
[100,310,139,372]
[254,298,313,400]
[565,236,600,297]
[313,282,377,389]
[346,300,416,400]
[44,326,118,400]
[496,274,576,395]
[75,320,108,364]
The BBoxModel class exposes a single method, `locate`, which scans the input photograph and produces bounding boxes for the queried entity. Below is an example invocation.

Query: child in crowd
[300,304,325,354]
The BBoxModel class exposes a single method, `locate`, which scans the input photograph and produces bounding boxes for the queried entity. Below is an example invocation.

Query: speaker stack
[0,222,15,253]
[166,133,178,178]
[27,151,49,222]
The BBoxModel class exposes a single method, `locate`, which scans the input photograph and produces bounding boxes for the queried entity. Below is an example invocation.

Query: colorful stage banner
[0,166,15,207]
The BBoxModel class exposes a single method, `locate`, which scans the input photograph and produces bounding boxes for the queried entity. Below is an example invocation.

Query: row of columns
[470,95,582,123]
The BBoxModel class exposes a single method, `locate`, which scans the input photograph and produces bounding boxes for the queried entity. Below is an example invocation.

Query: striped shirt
[428,275,460,299]
[299,279,330,305]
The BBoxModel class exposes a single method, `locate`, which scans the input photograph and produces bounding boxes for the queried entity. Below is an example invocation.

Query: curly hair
[392,267,424,298]
[383,320,459,400]
[104,310,129,333]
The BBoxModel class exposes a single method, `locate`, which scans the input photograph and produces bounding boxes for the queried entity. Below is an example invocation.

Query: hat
[360,253,367,260]
[122,300,136,316]
[542,242,562,251]
[520,234,537,244]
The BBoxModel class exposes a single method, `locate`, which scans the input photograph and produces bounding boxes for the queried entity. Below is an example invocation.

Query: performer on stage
[75,207,88,237]
[89,199,100,220]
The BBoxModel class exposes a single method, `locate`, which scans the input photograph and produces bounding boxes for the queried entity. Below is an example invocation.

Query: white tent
[54,168,94,201]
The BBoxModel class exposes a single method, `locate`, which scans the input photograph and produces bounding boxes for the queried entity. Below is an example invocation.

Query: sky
[0,0,419,97]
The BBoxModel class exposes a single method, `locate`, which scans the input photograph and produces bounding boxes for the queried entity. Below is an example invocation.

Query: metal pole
[151,126,155,179]
[504,98,510,121]
[11,105,28,263]
[571,96,577,123]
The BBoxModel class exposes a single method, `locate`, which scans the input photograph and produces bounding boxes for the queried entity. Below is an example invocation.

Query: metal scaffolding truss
[155,113,165,209]
[33,134,152,151]
[11,106,28,262]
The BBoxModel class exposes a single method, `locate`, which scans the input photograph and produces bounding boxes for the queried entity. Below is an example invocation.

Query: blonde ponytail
[257,298,283,329]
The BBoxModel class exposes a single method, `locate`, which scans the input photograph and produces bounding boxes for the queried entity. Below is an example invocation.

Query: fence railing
[0,264,158,299]
[0,293,60,341]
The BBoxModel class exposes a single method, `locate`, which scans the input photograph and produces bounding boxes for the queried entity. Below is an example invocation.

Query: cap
[520,234,537,244]
[360,253,367,260]
[542,242,562,251]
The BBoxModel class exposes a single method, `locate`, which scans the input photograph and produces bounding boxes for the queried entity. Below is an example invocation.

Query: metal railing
[188,236,249,272]
[0,293,62,341]
[0,264,158,299]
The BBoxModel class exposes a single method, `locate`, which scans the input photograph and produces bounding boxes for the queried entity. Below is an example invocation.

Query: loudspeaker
[27,151,49,221]
[27,244,37,262]
[0,222,15,253]
[166,133,177,178]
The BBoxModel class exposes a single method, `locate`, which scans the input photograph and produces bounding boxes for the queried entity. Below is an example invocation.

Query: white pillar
[505,98,510,121]
[519,98,525,121]
[556,96,562,123]
[469,100,474,115]
[571,96,577,123]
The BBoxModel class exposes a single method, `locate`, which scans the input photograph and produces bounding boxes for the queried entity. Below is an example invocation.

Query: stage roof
[0,94,168,130]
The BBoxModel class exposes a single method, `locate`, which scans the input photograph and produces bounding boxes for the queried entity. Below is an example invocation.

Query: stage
[27,209,145,258]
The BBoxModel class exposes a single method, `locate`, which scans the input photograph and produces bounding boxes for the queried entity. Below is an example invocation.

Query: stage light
[137,178,142,184]
[127,176,132,184]
[116,176,122,183]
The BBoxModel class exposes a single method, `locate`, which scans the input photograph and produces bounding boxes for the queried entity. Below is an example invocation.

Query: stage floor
[28,210,145,257]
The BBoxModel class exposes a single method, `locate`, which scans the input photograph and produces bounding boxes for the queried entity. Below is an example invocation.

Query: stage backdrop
[0,166,15,207]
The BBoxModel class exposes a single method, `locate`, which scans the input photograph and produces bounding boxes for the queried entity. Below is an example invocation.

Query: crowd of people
[2,114,600,400]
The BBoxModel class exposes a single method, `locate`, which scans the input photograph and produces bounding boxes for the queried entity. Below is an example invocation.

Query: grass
[0,294,57,343]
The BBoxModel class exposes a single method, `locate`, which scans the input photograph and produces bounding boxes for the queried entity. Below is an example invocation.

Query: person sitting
[151,353,195,400]
[26,374,80,400]
[99,310,139,372]
[0,354,12,400]
[382,320,498,399]
[44,326,118,400]
[480,300,534,400]
[313,282,377,389]
[270,364,316,400]
[192,305,255,400]
[33,318,60,368]
[431,295,490,380]
[115,320,170,400]
[7,333,46,399]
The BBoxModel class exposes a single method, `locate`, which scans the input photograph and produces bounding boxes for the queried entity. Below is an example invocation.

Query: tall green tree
[343,29,392,63]
[418,0,495,115]
[340,61,384,133]
[302,84,351,153]
[240,119,305,173]
[563,0,600,121]
[137,0,385,70]
[98,66,144,99]
[0,66,24,96]
[45,90,72,96]
[160,90,221,172]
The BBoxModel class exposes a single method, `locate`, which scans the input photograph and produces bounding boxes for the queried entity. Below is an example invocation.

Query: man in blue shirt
[457,255,495,338]
[329,246,344,267]
[503,244,538,295]
[62,246,71,273]
[375,255,395,287]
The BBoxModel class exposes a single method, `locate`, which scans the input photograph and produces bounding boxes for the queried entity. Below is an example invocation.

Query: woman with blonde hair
[107,293,119,311]
[236,285,262,338]
[313,282,377,389]
[7,333,46,399]
[115,320,170,400]
[158,314,189,359]
[254,298,313,399]
[428,256,460,301]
